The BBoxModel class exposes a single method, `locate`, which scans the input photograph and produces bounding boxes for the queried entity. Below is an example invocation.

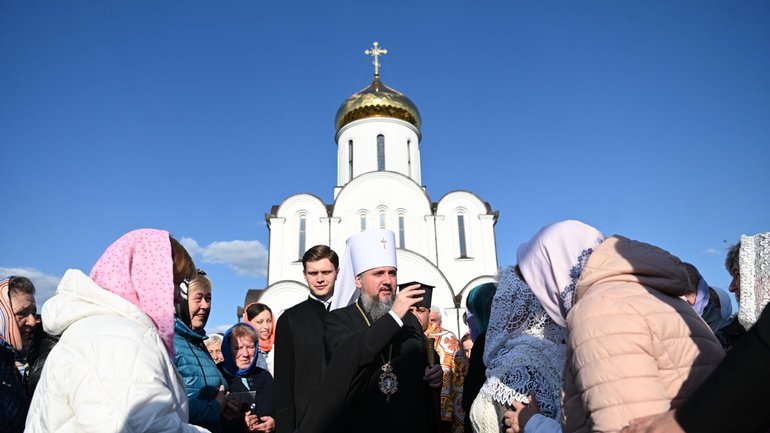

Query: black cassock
[274,297,328,433]
[297,298,437,433]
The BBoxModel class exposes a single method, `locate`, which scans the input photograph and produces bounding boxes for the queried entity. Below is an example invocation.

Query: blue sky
[2,1,768,333]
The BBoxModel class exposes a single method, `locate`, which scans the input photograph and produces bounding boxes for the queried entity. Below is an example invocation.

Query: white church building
[257,43,499,337]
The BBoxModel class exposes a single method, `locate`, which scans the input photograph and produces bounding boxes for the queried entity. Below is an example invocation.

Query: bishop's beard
[361,292,395,322]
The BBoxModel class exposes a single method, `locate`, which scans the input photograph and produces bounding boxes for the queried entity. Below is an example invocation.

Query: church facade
[258,43,498,337]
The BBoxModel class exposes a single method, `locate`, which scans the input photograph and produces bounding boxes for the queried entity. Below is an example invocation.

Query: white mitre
[330,229,397,310]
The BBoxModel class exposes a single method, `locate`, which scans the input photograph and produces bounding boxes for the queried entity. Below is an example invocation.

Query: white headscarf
[479,266,566,419]
[516,220,605,327]
[330,229,397,311]
[737,232,770,329]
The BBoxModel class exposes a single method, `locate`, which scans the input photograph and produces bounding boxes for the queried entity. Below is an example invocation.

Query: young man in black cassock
[274,245,339,433]
[296,229,443,433]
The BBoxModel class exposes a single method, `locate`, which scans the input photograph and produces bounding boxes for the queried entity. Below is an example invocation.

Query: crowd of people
[1,223,768,433]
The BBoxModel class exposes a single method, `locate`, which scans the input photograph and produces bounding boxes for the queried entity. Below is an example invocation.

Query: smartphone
[397,281,434,309]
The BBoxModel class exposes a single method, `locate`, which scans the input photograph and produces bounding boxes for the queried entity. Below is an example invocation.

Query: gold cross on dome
[380,238,388,249]
[365,41,388,77]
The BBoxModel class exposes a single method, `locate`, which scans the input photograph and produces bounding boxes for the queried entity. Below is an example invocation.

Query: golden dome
[335,75,421,131]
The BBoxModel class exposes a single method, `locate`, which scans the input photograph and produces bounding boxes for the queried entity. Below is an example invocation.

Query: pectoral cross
[380,238,388,249]
[365,41,388,77]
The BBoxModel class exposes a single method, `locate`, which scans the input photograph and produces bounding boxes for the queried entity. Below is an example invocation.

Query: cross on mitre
[380,238,388,249]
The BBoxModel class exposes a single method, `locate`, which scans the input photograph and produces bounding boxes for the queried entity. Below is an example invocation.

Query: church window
[377,134,385,171]
[348,140,354,179]
[379,210,386,229]
[360,214,367,231]
[398,215,406,248]
[457,214,468,258]
[298,216,307,259]
[407,139,412,175]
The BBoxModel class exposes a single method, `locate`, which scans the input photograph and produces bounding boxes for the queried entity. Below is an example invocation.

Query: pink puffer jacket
[562,236,725,433]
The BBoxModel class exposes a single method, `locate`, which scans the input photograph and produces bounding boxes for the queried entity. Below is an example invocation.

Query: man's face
[428,310,441,330]
[303,258,338,300]
[462,338,473,359]
[356,266,397,303]
[10,291,36,344]
[411,306,430,332]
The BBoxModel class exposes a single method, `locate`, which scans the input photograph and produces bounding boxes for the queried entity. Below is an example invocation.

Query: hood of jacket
[42,269,156,337]
[575,235,692,303]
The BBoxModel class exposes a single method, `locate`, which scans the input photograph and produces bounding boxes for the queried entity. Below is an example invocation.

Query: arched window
[298,216,307,259]
[379,210,386,229]
[406,139,412,176]
[377,134,385,171]
[360,213,367,231]
[398,214,406,249]
[348,139,354,180]
[457,214,468,258]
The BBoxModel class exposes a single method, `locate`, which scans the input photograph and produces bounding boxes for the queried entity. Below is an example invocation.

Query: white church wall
[331,171,433,260]
[335,117,421,189]
[435,191,498,294]
[257,280,311,320]
[267,194,329,285]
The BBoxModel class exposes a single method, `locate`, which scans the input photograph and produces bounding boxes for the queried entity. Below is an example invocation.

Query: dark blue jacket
[173,318,227,431]
[0,341,28,433]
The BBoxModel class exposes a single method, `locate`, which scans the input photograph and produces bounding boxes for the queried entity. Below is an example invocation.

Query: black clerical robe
[274,297,328,433]
[676,304,770,433]
[297,299,438,433]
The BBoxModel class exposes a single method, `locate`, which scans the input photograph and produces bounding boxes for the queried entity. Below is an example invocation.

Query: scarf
[90,229,177,357]
[480,266,566,420]
[222,323,260,378]
[516,220,605,327]
[737,232,770,329]
[466,282,497,335]
[0,278,23,351]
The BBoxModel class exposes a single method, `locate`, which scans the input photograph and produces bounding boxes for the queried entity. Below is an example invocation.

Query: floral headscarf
[480,266,566,419]
[90,229,177,356]
[516,220,605,327]
[0,278,24,351]
[737,232,770,329]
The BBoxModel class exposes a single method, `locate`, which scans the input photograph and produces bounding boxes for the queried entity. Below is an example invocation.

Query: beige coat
[562,236,725,433]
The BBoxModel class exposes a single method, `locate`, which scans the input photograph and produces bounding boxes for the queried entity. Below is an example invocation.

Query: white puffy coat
[25,269,209,433]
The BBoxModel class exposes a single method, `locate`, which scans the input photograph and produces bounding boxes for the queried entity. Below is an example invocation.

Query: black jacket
[1,343,28,433]
[677,305,770,433]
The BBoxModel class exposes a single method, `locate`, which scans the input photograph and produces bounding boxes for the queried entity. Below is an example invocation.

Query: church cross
[380,238,388,249]
[365,41,388,77]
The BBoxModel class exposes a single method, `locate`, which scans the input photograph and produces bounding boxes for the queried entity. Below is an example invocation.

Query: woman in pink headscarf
[506,220,725,433]
[25,229,211,433]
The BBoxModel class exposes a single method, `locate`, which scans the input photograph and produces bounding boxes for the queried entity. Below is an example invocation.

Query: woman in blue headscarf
[222,323,275,433]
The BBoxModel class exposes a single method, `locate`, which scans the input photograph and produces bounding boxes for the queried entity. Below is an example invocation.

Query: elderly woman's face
[233,335,257,370]
[207,340,224,363]
[188,284,212,331]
